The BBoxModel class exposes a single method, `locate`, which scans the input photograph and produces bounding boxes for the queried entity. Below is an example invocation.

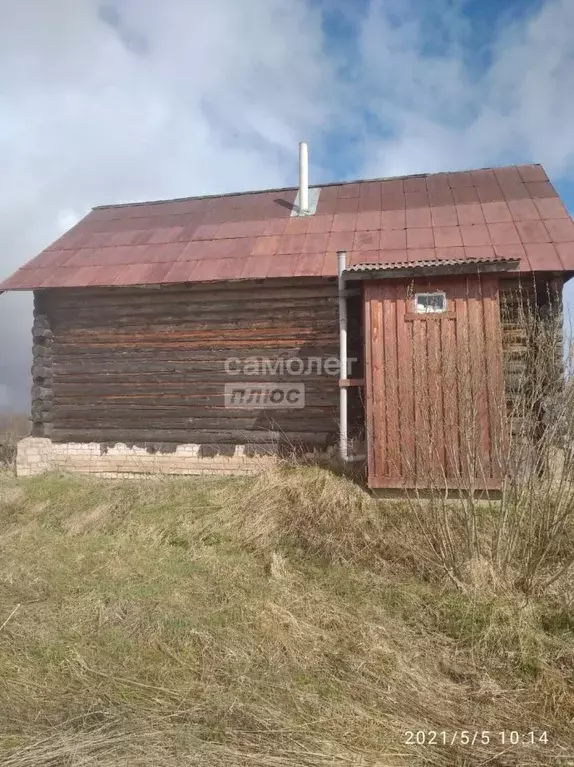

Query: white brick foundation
[16,437,278,478]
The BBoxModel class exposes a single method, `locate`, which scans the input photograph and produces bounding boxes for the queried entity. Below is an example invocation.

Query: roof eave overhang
[344,259,521,281]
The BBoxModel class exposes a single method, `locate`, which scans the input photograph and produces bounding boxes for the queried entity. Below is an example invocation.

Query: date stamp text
[404,730,549,747]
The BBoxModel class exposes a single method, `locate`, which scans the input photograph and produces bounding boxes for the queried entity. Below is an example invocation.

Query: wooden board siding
[364,275,505,490]
[31,278,362,452]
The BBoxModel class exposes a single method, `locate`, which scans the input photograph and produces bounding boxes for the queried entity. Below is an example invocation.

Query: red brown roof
[2,164,573,291]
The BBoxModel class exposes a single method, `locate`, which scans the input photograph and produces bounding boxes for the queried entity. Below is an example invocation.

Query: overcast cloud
[1,0,573,411]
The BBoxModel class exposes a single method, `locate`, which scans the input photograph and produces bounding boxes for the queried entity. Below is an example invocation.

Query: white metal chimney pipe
[299,142,309,214]
[337,250,348,462]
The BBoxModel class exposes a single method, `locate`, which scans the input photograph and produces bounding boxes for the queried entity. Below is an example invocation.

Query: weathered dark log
[32,364,53,376]
[33,315,50,328]
[48,303,339,325]
[50,380,341,393]
[51,428,334,444]
[32,328,53,341]
[32,412,53,423]
[31,279,361,448]
[50,347,340,362]
[50,392,340,407]
[32,386,52,400]
[32,345,52,359]
[32,402,53,416]
[46,280,336,304]
[50,367,341,380]
[49,417,337,432]
[52,403,337,416]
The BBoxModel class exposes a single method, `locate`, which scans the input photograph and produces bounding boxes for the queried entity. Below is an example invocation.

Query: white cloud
[1,0,573,411]
[355,0,574,179]
[57,211,83,233]
[0,0,337,410]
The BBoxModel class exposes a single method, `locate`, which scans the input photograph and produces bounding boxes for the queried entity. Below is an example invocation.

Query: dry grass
[0,467,573,766]
[0,413,28,468]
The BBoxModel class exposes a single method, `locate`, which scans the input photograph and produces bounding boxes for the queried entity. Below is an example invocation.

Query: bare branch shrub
[0,413,28,473]
[399,279,574,594]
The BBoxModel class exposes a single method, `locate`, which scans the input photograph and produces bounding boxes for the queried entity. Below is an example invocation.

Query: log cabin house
[1,154,573,490]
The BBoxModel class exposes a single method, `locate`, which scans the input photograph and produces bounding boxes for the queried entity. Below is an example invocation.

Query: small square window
[415,292,447,313]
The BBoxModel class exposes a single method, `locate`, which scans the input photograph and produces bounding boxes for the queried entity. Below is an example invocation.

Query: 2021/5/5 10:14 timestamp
[404,730,549,746]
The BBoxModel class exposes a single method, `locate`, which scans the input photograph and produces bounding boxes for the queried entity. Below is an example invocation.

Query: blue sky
[1,0,574,409]
[316,0,574,211]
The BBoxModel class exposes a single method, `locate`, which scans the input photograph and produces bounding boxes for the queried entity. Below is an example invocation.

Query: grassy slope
[0,467,573,766]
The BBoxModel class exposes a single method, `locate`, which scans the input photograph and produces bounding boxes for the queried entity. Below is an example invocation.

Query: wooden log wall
[499,274,564,434]
[31,279,364,452]
[31,296,54,438]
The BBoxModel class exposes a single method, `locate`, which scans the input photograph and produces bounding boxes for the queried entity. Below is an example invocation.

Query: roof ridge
[92,163,544,211]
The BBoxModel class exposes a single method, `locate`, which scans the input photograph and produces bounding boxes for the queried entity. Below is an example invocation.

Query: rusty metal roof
[1,164,573,291]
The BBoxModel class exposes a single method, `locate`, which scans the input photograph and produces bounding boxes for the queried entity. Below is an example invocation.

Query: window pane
[415,292,446,313]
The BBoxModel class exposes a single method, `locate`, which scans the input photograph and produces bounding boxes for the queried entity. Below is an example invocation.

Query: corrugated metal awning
[344,256,521,279]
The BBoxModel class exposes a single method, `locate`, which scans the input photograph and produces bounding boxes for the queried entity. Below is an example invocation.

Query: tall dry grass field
[0,467,573,766]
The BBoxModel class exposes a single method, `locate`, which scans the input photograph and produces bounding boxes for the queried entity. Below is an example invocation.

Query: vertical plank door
[364,275,504,490]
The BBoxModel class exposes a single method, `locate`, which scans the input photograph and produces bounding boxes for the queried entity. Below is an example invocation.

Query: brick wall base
[16,438,280,478]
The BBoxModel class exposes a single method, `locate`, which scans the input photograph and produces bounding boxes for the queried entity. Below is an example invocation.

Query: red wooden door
[364,275,504,490]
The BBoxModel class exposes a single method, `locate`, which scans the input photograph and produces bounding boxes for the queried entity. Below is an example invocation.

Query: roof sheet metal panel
[1,164,573,291]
